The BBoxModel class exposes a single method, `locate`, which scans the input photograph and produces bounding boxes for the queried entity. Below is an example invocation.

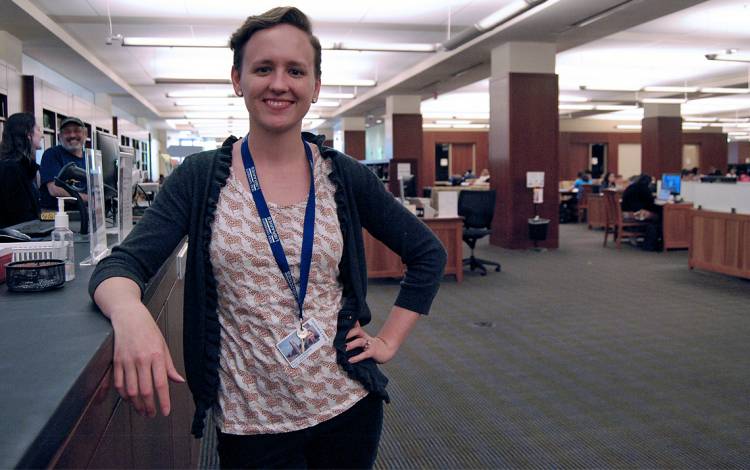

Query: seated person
[622,174,662,250]
[0,113,43,228]
[39,117,89,210]
[471,168,490,185]
[600,172,616,189]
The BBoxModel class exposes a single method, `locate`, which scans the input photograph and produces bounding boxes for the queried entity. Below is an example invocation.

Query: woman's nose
[269,70,290,92]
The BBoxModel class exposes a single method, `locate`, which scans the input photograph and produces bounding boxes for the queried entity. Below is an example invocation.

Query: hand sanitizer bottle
[52,197,76,281]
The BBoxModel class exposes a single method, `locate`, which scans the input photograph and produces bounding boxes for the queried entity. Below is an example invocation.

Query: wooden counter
[662,203,694,251]
[689,209,750,279]
[364,217,463,282]
[0,240,200,469]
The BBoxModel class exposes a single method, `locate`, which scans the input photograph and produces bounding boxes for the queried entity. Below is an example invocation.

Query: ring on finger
[364,339,371,351]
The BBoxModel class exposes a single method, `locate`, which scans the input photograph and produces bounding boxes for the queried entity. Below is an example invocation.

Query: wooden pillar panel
[642,116,682,178]
[392,114,422,160]
[490,72,559,249]
[344,130,365,160]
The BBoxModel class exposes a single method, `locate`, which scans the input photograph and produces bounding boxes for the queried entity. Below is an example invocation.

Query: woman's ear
[231,66,243,96]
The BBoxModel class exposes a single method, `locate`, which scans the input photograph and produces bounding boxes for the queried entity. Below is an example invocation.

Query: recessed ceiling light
[616,124,642,130]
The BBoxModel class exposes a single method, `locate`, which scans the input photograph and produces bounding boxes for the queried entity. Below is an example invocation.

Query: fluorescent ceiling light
[422,112,489,120]
[573,0,643,28]
[559,104,594,110]
[683,116,718,122]
[322,79,376,87]
[453,124,490,129]
[559,95,589,102]
[595,105,639,111]
[580,85,641,92]
[435,120,472,125]
[124,37,434,52]
[319,92,355,100]
[682,124,704,129]
[718,118,749,122]
[123,37,227,47]
[323,41,436,52]
[186,112,250,119]
[643,86,698,93]
[158,78,376,87]
[616,124,642,130]
[423,123,450,128]
[641,98,686,104]
[728,132,748,136]
[699,87,750,94]
[167,89,234,98]
[174,99,243,106]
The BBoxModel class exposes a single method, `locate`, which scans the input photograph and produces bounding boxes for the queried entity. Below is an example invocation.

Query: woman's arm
[94,277,185,417]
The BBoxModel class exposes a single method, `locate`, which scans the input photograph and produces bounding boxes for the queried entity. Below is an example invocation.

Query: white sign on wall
[526,171,545,188]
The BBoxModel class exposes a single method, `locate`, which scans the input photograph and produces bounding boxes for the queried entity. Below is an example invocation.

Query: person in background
[158,174,165,185]
[738,169,750,182]
[89,6,446,469]
[471,168,490,185]
[39,116,88,209]
[622,173,662,250]
[600,172,616,189]
[0,113,43,228]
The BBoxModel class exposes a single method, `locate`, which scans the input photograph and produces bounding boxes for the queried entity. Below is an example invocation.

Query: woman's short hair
[229,6,322,79]
[0,112,36,163]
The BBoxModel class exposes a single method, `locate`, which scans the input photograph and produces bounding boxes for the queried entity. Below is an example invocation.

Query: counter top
[0,241,173,468]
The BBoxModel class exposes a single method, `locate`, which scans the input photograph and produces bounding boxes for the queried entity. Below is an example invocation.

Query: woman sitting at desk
[0,112,43,228]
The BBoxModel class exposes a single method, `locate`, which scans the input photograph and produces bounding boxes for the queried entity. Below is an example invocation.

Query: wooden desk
[662,203,693,251]
[364,217,463,282]
[689,209,750,279]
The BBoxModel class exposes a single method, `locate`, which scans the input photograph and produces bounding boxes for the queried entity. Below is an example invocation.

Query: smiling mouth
[263,99,294,109]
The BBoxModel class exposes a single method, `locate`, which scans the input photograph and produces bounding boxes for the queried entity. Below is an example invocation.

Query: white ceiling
[10,0,750,139]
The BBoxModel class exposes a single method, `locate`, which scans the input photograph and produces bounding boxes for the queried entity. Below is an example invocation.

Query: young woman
[600,172,616,189]
[0,112,43,228]
[89,7,446,469]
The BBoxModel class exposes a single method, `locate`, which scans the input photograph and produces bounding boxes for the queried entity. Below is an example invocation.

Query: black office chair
[458,190,501,275]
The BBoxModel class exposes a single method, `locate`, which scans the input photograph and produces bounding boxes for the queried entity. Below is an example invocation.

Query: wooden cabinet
[47,241,200,468]
[364,217,463,282]
[662,203,693,251]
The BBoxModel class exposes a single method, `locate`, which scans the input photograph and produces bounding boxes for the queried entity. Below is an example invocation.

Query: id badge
[276,318,328,368]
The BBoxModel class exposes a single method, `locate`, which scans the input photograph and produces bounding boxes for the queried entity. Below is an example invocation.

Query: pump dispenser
[52,197,76,281]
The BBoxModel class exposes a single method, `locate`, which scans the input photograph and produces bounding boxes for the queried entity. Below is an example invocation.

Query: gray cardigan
[89,133,446,437]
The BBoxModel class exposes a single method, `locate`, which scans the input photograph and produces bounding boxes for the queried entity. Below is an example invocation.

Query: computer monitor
[661,173,681,195]
[97,131,119,198]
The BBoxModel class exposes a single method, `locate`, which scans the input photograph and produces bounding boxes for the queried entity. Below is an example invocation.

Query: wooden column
[344,130,365,160]
[642,116,682,178]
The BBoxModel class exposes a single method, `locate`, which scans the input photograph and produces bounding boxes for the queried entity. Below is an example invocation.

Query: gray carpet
[202,223,750,468]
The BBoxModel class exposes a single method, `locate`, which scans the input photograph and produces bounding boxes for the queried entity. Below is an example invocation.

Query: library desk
[364,216,463,282]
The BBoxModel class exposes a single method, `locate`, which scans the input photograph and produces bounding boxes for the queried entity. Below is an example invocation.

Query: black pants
[217,394,383,469]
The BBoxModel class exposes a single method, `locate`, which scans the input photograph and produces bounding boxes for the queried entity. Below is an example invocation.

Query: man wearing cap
[39,116,89,209]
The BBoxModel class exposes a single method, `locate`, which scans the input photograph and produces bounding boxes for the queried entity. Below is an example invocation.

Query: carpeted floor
[202,223,750,468]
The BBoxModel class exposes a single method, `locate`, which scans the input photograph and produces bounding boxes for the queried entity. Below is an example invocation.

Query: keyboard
[11,219,55,237]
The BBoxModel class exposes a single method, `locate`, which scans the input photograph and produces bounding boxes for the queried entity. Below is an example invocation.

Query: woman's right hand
[109,302,185,418]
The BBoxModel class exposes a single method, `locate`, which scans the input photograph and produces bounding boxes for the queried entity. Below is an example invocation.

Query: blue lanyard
[240,136,315,322]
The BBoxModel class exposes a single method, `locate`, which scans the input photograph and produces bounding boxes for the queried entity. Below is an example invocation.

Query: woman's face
[232,24,320,136]
[29,124,43,150]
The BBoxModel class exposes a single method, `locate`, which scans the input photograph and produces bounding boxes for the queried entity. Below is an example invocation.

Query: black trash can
[528,216,550,242]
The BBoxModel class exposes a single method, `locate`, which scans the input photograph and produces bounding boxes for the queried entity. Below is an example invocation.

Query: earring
[236,90,243,97]
[312,98,318,103]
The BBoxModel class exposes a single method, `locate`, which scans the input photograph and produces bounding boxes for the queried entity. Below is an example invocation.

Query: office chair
[458,190,501,275]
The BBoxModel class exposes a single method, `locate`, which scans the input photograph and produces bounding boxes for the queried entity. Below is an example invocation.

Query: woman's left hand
[345,322,397,364]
